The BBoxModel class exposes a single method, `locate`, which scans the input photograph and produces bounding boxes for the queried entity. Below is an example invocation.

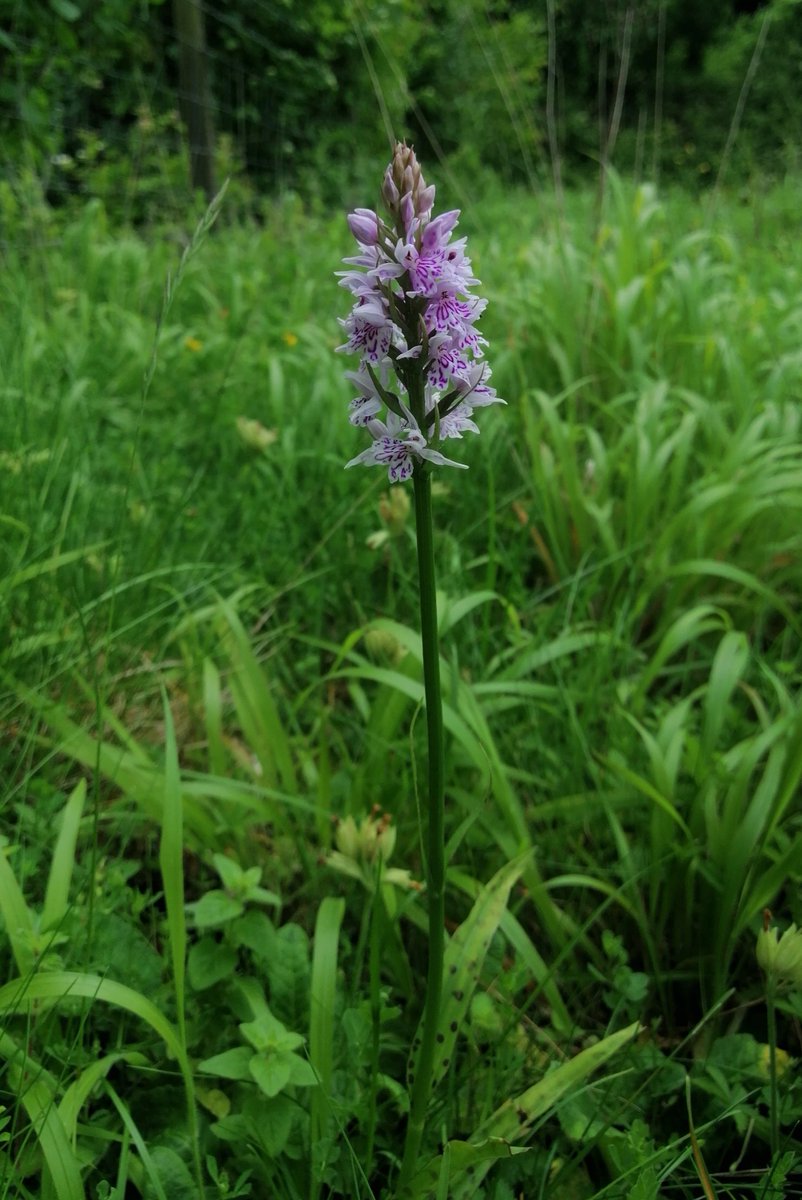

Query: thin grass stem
[766,980,780,1161]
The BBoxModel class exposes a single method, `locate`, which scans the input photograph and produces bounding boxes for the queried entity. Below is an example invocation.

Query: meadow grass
[1,174,801,1198]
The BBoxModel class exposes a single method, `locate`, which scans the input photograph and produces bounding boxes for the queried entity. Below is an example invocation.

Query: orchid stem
[397,463,446,1195]
[767,980,780,1160]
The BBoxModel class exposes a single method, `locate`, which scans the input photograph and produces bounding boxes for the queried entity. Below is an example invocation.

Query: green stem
[397,463,446,1194]
[766,981,780,1160]
[365,877,385,1178]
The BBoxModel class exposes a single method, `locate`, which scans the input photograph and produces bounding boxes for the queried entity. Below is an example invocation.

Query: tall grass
[1,174,801,1197]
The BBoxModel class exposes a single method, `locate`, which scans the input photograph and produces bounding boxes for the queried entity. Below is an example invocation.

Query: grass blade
[159,691,186,1043]
[0,839,34,977]
[0,972,187,1077]
[0,1034,85,1200]
[309,895,346,1200]
[218,598,298,794]
[450,1022,640,1197]
[41,779,86,933]
[411,854,530,1097]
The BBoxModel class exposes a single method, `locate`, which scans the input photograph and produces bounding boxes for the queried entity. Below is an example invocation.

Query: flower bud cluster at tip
[381,142,436,236]
[324,807,421,893]
[337,140,504,482]
[757,919,802,989]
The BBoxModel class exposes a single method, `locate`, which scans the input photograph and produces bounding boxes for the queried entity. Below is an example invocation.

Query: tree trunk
[173,0,216,200]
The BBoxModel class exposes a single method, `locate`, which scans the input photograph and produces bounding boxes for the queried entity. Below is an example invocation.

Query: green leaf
[247,1095,295,1157]
[42,779,86,933]
[4,544,107,592]
[232,910,276,957]
[449,1023,640,1198]
[240,1012,291,1049]
[406,1137,528,1200]
[636,605,730,698]
[0,972,190,1092]
[0,1032,84,1200]
[143,1147,196,1200]
[11,1068,85,1200]
[242,866,262,891]
[105,1083,168,1200]
[58,1051,147,1141]
[212,853,246,892]
[83,912,163,994]
[255,1096,296,1156]
[702,630,749,758]
[0,842,35,977]
[217,599,297,793]
[310,895,344,1169]
[209,1113,252,1144]
[197,1047,253,1081]
[287,1054,318,1088]
[203,657,226,776]
[264,923,310,1029]
[491,1022,639,1136]
[190,891,244,927]
[50,0,81,19]
[438,590,499,635]
[450,870,572,1035]
[665,559,801,637]
[411,854,529,1094]
[249,1051,292,1097]
[188,937,238,990]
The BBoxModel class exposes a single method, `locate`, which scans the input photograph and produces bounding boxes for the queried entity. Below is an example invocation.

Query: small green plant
[187,853,280,929]
[199,1001,318,1122]
[756,915,802,1160]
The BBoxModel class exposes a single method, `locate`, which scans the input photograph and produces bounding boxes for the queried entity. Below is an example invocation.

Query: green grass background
[1,172,802,1197]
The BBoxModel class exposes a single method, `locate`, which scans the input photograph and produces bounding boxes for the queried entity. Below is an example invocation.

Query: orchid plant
[338,142,503,482]
[337,142,502,1193]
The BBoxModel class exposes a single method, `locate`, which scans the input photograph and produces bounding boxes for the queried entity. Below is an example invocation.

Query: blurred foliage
[0,0,800,215]
[552,0,802,181]
[0,0,167,156]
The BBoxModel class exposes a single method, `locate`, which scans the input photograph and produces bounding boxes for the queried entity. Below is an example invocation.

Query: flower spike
[338,142,502,482]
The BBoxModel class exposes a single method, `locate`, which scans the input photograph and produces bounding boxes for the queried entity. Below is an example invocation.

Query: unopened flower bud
[400,192,414,233]
[381,165,399,209]
[347,208,380,246]
[327,810,417,891]
[335,811,397,864]
[757,919,802,989]
[334,815,360,860]
[383,142,432,234]
[391,142,415,187]
[364,627,405,664]
[365,810,397,863]
[417,184,436,218]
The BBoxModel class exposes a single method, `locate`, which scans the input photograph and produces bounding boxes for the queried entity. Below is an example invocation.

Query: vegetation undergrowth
[1,172,801,1198]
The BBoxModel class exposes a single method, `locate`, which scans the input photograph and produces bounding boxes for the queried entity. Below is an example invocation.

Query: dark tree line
[1,0,799,210]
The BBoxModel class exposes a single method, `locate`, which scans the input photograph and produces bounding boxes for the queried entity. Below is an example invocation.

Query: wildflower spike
[338,142,503,482]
